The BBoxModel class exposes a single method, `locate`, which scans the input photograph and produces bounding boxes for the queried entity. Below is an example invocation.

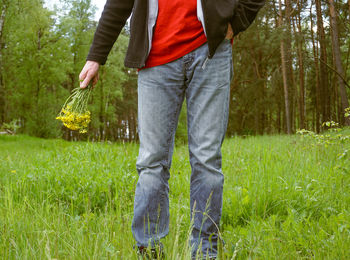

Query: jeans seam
[165,97,182,166]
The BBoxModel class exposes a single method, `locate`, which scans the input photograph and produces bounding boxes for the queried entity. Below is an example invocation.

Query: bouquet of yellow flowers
[56,84,93,134]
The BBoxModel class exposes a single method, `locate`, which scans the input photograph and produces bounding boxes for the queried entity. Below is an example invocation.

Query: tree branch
[318,57,350,90]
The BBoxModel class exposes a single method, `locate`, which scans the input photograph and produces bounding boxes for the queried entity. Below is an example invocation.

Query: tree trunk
[315,0,331,123]
[279,0,291,134]
[285,0,295,132]
[0,2,8,124]
[310,3,321,133]
[272,0,283,134]
[277,101,281,133]
[295,0,305,129]
[250,40,266,135]
[328,0,350,125]
[36,28,42,107]
[99,68,105,140]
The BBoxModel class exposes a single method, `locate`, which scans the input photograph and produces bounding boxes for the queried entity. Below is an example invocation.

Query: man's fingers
[79,61,100,88]
[79,68,88,81]
[80,74,93,88]
[92,73,99,86]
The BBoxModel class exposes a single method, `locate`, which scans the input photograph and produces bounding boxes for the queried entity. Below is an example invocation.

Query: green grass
[0,132,350,259]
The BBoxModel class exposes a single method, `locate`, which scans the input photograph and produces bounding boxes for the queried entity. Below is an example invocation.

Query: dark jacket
[87,0,265,68]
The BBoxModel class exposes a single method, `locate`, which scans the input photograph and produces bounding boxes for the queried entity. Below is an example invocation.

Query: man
[79,0,265,258]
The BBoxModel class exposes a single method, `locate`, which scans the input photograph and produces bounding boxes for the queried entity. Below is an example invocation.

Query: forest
[0,0,349,142]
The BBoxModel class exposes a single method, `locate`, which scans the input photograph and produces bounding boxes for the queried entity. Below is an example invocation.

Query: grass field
[0,131,350,259]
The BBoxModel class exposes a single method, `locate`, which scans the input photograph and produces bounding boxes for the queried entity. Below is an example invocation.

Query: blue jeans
[132,39,233,258]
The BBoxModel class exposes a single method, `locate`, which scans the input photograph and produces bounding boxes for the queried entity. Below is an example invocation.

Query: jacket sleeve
[231,0,265,36]
[87,0,134,65]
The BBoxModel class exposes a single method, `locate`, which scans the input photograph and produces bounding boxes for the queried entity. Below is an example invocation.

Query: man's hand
[225,23,234,40]
[79,61,100,89]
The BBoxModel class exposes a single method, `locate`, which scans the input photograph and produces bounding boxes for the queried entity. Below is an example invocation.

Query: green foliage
[0,134,349,258]
[297,127,350,147]
[25,93,63,138]
[0,119,20,134]
[1,0,76,137]
[297,112,350,149]
[0,0,139,141]
[345,107,350,118]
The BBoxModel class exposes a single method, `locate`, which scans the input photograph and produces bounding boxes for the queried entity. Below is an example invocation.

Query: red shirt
[143,0,207,68]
